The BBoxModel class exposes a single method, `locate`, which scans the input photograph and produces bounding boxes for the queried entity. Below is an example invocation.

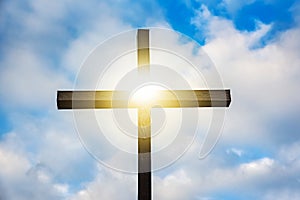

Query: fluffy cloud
[164,5,300,199]
[0,1,167,199]
[0,134,69,200]
[70,166,136,200]
[192,5,300,147]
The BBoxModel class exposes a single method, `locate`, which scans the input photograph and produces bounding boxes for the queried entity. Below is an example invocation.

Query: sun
[130,84,164,107]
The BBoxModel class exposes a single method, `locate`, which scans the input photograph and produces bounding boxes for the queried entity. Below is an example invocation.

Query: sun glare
[130,85,163,107]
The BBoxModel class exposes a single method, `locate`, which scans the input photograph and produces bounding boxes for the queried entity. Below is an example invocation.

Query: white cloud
[263,189,300,200]
[220,0,257,15]
[0,0,167,199]
[0,141,69,199]
[191,6,300,147]
[70,167,136,200]
[239,157,274,175]
[0,48,70,111]
[0,141,30,179]
[61,2,133,74]
[226,147,244,157]
[278,142,300,164]
[153,169,193,200]
[150,5,300,199]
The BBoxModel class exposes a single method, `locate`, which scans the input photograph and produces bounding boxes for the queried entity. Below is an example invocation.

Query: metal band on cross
[57,29,231,200]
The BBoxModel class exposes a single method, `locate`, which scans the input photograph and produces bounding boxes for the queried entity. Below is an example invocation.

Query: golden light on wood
[137,29,150,72]
[57,90,231,109]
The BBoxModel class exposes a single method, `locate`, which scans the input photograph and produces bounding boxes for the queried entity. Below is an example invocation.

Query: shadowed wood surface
[137,29,152,200]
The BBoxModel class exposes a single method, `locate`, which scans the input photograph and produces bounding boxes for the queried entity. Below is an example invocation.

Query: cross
[57,29,231,200]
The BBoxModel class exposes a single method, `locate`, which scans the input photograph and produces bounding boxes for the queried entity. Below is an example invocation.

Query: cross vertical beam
[138,107,151,200]
[137,29,151,200]
[137,29,150,72]
[56,29,232,200]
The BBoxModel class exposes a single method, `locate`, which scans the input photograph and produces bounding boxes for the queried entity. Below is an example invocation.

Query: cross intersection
[57,29,231,200]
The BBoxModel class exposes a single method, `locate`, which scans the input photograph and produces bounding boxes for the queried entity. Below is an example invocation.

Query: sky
[0,0,300,199]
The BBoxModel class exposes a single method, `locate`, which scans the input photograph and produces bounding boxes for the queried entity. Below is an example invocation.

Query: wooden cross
[57,29,231,200]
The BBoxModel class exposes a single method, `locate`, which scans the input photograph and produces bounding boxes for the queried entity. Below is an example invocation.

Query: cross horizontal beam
[57,90,231,109]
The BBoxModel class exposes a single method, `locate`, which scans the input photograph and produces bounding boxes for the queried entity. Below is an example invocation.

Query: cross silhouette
[57,29,231,200]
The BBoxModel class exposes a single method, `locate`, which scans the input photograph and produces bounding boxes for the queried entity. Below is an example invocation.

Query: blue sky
[1,0,300,199]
